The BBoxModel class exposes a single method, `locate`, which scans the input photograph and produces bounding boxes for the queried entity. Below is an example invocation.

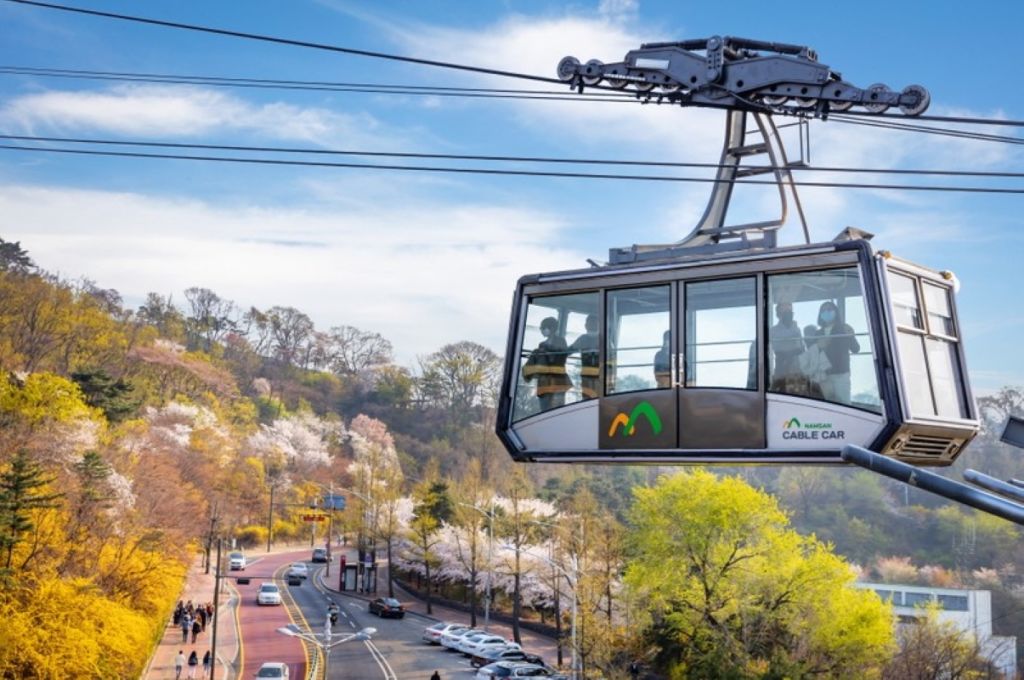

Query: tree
[327,325,393,375]
[70,368,139,423]
[408,484,443,615]
[0,449,63,575]
[136,292,186,341]
[266,306,314,367]
[496,467,540,645]
[418,341,501,429]
[881,604,992,679]
[451,458,492,627]
[183,287,236,353]
[626,470,894,679]
[0,238,34,273]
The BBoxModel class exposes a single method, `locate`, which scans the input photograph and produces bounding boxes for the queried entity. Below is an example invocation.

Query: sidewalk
[319,552,563,669]
[142,543,310,680]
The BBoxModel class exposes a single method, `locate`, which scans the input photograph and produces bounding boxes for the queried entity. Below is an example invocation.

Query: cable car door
[679,276,765,449]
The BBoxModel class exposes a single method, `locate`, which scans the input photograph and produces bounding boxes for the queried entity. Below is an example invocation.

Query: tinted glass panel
[937,594,969,611]
[685,278,756,389]
[898,332,935,416]
[513,292,599,421]
[904,592,932,607]
[606,286,671,394]
[927,338,968,418]
[767,268,881,412]
[923,282,956,337]
[890,273,923,329]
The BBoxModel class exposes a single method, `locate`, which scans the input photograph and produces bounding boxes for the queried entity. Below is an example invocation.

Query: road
[286,563,484,680]
[233,549,309,679]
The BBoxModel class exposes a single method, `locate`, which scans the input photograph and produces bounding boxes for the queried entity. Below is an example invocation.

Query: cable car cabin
[496,233,978,466]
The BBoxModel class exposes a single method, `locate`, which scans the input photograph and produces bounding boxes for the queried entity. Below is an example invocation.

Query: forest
[0,235,1021,679]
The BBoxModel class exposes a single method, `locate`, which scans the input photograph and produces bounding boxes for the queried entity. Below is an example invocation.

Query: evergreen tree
[0,450,63,573]
[0,238,34,273]
[70,368,140,423]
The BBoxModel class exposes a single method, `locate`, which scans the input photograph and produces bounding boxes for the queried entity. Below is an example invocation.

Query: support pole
[209,538,222,680]
[841,445,1024,525]
[266,484,274,553]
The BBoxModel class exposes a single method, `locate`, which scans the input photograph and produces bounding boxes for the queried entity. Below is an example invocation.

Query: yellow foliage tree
[626,470,895,679]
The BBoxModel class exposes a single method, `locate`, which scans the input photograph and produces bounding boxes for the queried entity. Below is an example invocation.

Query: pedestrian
[430,672,441,680]
[186,650,199,679]
[202,650,212,675]
[173,601,183,626]
[174,650,186,680]
[629,660,641,679]
[197,606,207,631]
[180,613,191,643]
[206,602,214,620]
[191,617,202,643]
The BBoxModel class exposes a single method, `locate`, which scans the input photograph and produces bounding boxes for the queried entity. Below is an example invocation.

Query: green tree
[626,470,894,679]
[0,449,63,575]
[0,238,34,273]
[70,368,140,423]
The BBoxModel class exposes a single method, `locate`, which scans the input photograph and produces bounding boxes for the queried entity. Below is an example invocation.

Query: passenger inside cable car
[521,316,571,412]
[569,314,600,400]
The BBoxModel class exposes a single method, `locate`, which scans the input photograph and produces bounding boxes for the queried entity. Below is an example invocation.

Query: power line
[831,115,1024,146]
[5,2,1024,130]
[2,0,563,85]
[2,143,1022,194]
[4,134,1024,180]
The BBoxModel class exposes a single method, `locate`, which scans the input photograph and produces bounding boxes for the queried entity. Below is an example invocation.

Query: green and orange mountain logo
[783,418,801,429]
[608,401,663,437]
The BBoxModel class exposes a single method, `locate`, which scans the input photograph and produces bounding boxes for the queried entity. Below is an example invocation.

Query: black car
[368,597,405,618]
[311,548,329,563]
[471,647,545,668]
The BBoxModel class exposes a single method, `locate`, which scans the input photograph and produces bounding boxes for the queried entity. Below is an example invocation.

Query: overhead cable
[3,134,1023,180]
[1,143,1021,194]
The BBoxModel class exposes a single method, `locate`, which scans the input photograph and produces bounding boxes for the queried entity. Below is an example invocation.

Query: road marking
[365,639,398,680]
[278,562,312,676]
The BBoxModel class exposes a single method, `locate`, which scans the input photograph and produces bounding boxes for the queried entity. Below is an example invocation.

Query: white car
[476,662,566,679]
[472,639,521,658]
[439,626,478,650]
[422,622,462,645]
[286,562,308,579]
[255,662,289,678]
[458,634,509,656]
[256,582,282,606]
[229,552,246,570]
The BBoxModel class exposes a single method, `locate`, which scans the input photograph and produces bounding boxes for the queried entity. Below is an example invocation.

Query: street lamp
[500,544,579,680]
[276,619,376,678]
[458,500,496,632]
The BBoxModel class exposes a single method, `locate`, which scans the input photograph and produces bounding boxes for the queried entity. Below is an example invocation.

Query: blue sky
[0,0,1022,393]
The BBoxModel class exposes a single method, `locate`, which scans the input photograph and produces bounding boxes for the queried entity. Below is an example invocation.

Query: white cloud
[2,182,586,362]
[0,84,404,147]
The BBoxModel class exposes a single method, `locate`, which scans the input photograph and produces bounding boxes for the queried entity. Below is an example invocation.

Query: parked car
[368,597,405,618]
[286,562,308,579]
[229,552,246,570]
[471,647,542,669]
[256,582,282,606]
[475,662,567,679]
[255,662,289,678]
[458,634,509,656]
[439,626,479,650]
[423,622,463,645]
[311,548,329,563]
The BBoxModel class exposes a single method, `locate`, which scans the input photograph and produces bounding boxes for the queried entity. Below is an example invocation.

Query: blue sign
[322,493,346,510]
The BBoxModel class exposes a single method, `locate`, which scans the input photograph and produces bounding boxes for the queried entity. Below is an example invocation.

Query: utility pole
[209,538,222,680]
[266,483,274,553]
[204,502,219,575]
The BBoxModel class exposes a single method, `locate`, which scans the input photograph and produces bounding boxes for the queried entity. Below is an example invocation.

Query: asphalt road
[287,563,483,680]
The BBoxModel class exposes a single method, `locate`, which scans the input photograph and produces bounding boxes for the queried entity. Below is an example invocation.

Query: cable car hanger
[557,36,931,264]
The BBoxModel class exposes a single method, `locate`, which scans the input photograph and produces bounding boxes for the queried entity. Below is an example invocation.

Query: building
[857,581,1017,678]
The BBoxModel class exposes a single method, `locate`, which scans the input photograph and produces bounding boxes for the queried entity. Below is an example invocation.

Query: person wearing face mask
[522,316,572,411]
[816,300,860,404]
[569,314,600,399]
[769,302,804,382]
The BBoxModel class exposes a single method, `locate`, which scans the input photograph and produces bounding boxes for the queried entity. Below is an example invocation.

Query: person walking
[173,650,186,680]
[191,617,202,643]
[430,672,441,680]
[180,613,191,643]
[186,650,199,679]
[202,650,212,675]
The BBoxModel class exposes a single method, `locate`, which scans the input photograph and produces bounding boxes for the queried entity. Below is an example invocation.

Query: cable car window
[922,283,956,337]
[927,338,968,418]
[606,286,670,395]
[685,277,756,389]
[897,332,934,416]
[889,272,924,330]
[767,268,881,412]
[514,292,599,421]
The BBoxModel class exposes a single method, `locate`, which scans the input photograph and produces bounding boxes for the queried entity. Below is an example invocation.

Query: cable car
[496,40,978,465]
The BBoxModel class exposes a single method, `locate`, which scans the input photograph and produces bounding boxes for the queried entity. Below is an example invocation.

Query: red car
[368,597,405,619]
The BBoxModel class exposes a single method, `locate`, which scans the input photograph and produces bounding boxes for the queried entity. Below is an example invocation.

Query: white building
[857,582,1017,678]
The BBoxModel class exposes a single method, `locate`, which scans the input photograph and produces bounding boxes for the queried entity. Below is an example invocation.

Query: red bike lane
[234,549,311,679]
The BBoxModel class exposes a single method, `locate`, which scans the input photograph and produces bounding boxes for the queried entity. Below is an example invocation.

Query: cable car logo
[608,401,663,437]
[784,418,802,429]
